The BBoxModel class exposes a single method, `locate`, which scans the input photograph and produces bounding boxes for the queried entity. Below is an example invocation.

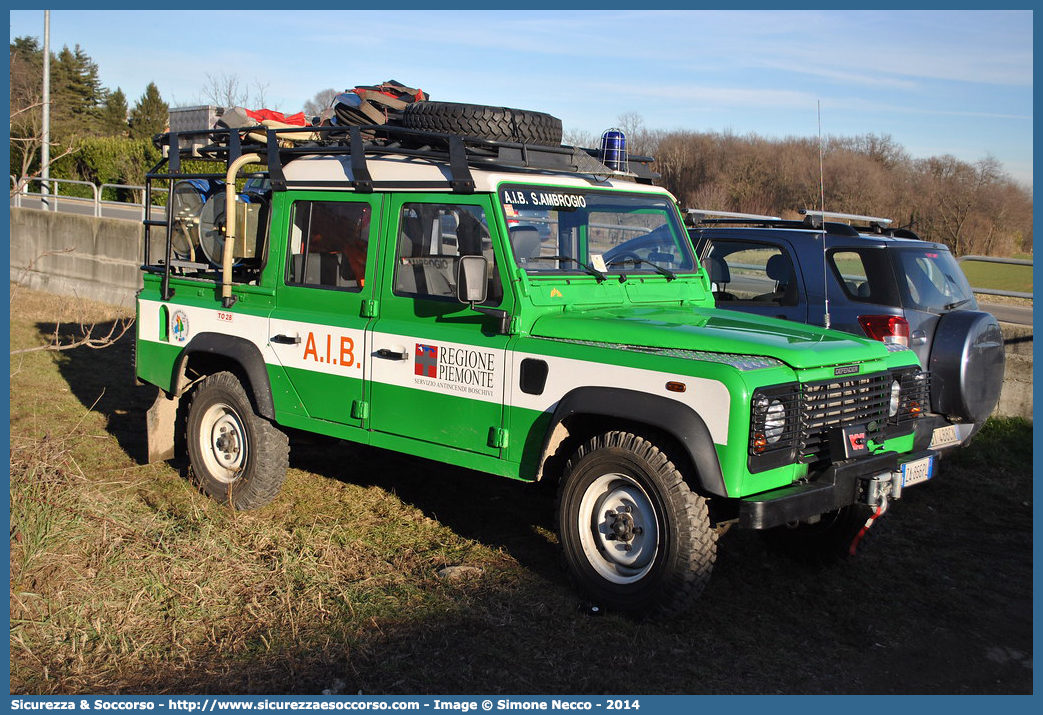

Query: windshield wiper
[606,257,676,281]
[943,297,973,311]
[525,255,607,282]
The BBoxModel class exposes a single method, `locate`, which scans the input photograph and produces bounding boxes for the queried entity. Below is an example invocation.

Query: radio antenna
[818,101,831,329]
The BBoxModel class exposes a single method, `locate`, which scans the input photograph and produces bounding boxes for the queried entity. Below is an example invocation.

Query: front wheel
[186,371,289,510]
[556,431,716,616]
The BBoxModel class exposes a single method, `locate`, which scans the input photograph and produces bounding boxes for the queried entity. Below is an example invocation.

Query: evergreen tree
[100,88,129,137]
[129,82,168,140]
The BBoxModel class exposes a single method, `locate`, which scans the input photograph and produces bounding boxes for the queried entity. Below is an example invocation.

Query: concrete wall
[10,207,142,309]
[9,207,1032,420]
[995,323,1032,420]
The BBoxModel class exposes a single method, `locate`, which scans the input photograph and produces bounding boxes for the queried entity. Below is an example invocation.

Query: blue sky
[9,9,1034,186]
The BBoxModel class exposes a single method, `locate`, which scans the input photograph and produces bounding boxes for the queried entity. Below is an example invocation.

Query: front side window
[287,201,370,291]
[393,203,501,304]
[703,240,799,305]
[499,185,695,277]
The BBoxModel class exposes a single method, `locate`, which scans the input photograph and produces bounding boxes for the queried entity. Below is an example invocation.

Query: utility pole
[42,10,51,202]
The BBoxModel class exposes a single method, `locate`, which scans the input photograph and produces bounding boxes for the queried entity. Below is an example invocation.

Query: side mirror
[455,254,511,335]
[456,255,489,305]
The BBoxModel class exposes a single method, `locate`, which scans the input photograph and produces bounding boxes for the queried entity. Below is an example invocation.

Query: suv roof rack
[798,209,892,227]
[147,124,660,194]
[686,209,781,224]
[798,209,921,239]
[685,206,921,239]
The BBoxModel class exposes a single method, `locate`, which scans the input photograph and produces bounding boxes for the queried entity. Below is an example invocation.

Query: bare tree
[303,88,339,117]
[9,102,78,198]
[199,72,250,107]
[253,78,271,108]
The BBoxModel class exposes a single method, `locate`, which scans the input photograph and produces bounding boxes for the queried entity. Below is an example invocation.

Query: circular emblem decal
[171,310,190,343]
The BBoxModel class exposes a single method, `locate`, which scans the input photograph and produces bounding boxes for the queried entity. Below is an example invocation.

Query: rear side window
[287,201,370,291]
[828,248,901,307]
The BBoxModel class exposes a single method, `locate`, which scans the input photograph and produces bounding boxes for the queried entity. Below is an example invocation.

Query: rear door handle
[271,333,301,345]
[910,330,927,346]
[376,347,409,361]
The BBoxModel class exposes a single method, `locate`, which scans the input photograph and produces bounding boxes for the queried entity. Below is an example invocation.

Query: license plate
[901,456,935,487]
[929,425,961,449]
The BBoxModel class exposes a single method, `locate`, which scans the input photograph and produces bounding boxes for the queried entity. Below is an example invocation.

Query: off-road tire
[185,371,289,510]
[760,504,880,564]
[556,431,716,616]
[402,101,563,146]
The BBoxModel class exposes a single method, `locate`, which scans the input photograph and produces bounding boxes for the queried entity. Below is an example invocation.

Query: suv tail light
[858,315,910,346]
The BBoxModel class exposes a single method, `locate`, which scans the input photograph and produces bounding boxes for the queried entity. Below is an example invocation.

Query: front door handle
[376,347,409,361]
[271,333,301,345]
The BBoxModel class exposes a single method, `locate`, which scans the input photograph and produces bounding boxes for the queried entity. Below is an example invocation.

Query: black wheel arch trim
[172,333,276,419]
[540,386,729,497]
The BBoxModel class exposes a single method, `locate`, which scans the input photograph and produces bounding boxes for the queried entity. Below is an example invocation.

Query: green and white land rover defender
[136,112,935,615]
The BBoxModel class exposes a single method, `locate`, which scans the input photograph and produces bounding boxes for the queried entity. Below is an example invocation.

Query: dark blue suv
[604,209,1005,456]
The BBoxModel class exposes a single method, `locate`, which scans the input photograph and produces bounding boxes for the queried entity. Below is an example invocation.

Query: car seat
[754,253,796,304]
[510,225,542,265]
[707,255,736,301]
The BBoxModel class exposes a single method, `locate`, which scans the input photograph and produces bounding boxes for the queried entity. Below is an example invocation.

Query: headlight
[751,390,794,453]
[764,399,786,443]
[889,369,930,424]
[889,379,902,417]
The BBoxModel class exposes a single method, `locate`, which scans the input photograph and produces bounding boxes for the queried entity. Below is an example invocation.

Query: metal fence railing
[11,176,151,220]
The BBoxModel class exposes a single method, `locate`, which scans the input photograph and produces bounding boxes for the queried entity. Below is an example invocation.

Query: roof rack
[799,209,891,228]
[146,124,660,193]
[685,206,921,239]
[798,209,921,239]
[685,209,781,224]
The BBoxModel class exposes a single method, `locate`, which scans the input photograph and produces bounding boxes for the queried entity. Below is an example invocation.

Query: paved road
[980,302,1033,326]
[12,194,161,222]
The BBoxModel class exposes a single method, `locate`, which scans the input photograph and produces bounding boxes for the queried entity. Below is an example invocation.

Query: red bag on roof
[243,108,308,126]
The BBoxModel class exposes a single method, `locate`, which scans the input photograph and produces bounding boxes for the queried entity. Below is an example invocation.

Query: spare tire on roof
[927,310,1005,424]
[402,101,563,146]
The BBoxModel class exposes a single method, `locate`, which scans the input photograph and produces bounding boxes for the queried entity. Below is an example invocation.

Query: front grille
[748,369,930,473]
[799,373,892,464]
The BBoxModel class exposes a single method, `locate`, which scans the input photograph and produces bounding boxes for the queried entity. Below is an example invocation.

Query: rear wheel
[556,431,716,616]
[186,372,289,510]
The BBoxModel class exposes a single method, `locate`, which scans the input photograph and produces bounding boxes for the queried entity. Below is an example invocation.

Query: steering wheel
[606,252,642,266]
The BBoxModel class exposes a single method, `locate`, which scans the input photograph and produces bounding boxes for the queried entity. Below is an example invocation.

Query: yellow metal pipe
[222,152,263,301]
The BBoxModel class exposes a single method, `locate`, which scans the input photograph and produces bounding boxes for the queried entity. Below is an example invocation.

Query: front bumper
[738,450,934,530]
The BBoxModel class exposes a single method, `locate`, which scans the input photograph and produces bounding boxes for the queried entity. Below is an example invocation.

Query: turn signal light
[858,315,910,346]
[753,433,767,453]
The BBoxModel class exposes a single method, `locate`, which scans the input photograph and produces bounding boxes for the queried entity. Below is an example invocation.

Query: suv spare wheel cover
[928,311,1005,423]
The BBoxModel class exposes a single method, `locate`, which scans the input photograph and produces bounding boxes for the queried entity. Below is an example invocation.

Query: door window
[393,203,502,304]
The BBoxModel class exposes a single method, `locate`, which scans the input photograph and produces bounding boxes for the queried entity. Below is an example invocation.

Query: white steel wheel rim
[198,402,248,484]
[576,473,660,584]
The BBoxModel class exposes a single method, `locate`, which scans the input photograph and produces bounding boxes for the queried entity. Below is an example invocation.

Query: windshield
[892,246,976,312]
[499,184,695,277]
